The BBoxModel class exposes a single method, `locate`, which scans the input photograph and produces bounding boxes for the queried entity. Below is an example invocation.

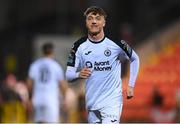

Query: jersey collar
[88,36,105,44]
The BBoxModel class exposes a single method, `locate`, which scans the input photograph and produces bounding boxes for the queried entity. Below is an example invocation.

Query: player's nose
[91,18,97,24]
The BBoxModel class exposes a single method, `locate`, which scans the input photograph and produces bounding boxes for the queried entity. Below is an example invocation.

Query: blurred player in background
[66,6,139,123]
[27,43,68,123]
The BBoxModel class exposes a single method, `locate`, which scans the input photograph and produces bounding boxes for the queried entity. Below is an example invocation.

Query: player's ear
[103,20,106,27]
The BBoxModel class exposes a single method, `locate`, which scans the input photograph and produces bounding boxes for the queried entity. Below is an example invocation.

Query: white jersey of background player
[66,6,139,123]
[27,43,67,123]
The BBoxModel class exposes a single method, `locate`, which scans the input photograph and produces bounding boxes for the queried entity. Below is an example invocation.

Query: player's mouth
[90,26,99,30]
[91,24,98,27]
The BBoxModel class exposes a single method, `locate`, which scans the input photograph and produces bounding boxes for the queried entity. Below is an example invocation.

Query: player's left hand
[126,86,134,99]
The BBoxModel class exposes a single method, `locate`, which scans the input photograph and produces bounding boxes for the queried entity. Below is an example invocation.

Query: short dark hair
[84,6,107,19]
[42,43,54,55]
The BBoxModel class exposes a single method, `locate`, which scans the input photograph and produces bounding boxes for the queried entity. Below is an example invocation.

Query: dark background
[0,0,180,80]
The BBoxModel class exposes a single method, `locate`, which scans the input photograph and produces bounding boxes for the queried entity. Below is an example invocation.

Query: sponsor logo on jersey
[85,61,93,68]
[85,60,112,71]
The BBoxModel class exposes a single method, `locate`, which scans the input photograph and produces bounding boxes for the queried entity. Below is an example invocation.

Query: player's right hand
[79,67,92,79]
[126,86,134,99]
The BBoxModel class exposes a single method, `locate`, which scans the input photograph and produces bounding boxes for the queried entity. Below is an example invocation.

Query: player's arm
[27,64,34,99]
[26,77,34,114]
[66,66,80,81]
[27,78,33,95]
[118,40,139,99]
[127,50,140,99]
[66,66,91,81]
[66,39,91,82]
[59,80,69,97]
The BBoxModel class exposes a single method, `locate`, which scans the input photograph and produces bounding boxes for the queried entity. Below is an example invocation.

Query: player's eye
[87,16,93,21]
[96,16,101,20]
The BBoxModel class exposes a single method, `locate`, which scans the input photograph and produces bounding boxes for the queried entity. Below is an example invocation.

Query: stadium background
[0,0,180,123]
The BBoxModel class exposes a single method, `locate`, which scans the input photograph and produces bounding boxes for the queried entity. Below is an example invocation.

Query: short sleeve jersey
[29,58,64,104]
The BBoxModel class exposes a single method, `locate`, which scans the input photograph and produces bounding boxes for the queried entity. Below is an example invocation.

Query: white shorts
[88,104,123,124]
[33,102,59,123]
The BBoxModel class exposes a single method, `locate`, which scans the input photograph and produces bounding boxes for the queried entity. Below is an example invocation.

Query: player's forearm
[66,66,80,81]
[129,51,140,87]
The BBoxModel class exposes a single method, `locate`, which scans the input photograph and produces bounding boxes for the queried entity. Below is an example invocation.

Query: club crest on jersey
[104,48,111,57]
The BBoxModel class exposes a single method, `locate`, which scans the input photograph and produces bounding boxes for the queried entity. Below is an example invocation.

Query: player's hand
[79,67,91,79]
[127,86,134,99]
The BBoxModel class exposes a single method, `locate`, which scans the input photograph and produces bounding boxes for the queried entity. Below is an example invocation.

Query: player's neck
[44,54,54,59]
[88,31,104,42]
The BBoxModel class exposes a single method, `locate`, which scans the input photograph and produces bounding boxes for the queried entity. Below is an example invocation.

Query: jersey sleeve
[119,40,139,87]
[66,45,82,81]
[66,37,86,81]
[56,64,65,82]
[114,39,139,87]
[67,44,81,68]
[128,50,140,87]
[118,40,133,59]
[28,63,35,80]
[67,37,86,67]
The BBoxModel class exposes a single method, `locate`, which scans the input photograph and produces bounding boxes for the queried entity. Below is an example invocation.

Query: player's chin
[89,30,100,35]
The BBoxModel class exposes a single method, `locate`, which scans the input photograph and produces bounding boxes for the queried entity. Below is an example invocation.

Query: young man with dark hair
[66,6,139,123]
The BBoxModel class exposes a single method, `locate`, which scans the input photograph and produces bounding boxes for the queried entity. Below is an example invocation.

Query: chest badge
[104,48,111,57]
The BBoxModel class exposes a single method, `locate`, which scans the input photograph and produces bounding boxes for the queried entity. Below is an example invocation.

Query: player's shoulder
[74,36,87,44]
[30,58,39,65]
[52,59,62,67]
[44,58,61,68]
[107,37,133,57]
[34,58,45,64]
[29,59,40,71]
[106,36,127,46]
[72,36,88,50]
